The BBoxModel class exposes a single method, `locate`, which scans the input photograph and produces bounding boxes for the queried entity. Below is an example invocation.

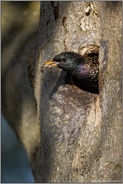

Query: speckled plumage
[44,52,99,93]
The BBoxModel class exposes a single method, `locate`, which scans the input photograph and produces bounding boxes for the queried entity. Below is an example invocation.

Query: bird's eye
[61,57,66,62]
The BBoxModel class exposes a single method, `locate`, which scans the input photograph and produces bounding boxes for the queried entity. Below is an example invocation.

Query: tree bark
[2,1,122,182]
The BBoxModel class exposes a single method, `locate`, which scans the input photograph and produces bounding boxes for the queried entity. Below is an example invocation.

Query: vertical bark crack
[62,16,68,51]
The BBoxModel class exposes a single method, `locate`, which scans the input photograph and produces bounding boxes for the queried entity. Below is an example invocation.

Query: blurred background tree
[1,2,40,182]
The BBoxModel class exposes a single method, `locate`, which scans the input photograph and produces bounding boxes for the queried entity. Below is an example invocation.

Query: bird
[43,52,99,94]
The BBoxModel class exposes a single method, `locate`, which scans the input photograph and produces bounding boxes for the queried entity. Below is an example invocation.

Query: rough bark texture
[2,1,122,183]
[32,1,121,182]
[99,2,122,181]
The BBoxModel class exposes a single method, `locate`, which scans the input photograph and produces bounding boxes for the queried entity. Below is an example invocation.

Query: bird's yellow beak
[44,60,58,67]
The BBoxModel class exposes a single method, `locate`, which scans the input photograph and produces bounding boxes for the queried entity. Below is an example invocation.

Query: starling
[44,52,99,94]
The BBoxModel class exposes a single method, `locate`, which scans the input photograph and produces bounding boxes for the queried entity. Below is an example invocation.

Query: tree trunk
[2,1,122,182]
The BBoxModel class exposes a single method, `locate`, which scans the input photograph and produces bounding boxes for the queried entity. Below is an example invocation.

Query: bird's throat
[72,65,90,79]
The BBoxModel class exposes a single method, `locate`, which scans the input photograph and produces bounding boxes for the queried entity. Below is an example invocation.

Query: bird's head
[44,52,85,72]
[43,51,99,93]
